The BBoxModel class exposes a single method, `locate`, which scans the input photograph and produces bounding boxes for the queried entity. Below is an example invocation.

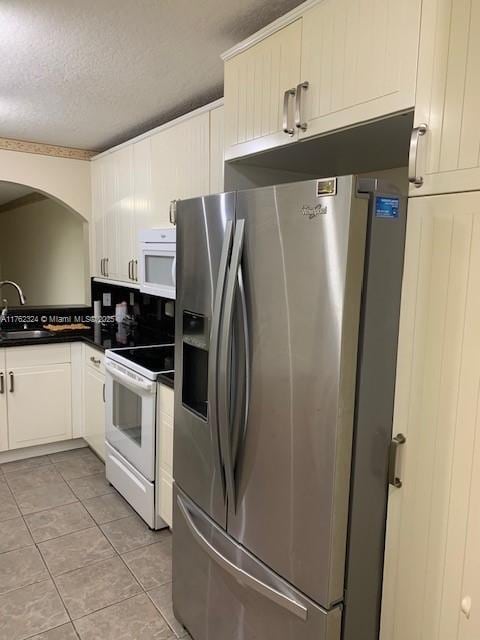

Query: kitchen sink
[0,330,53,340]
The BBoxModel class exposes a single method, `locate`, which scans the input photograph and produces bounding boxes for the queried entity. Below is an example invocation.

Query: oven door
[105,360,157,481]
[139,246,176,299]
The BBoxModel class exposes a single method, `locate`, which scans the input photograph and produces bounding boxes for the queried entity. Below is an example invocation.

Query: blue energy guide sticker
[375,196,400,219]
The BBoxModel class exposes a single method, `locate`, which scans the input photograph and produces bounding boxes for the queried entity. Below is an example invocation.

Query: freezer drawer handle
[388,433,406,488]
[177,495,308,621]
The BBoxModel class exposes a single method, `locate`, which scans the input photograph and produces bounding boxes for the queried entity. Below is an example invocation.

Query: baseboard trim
[0,438,87,464]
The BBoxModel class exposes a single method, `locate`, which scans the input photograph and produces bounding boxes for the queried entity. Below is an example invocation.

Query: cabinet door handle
[134,260,138,282]
[100,258,104,276]
[105,258,109,277]
[8,371,14,393]
[102,383,106,403]
[90,356,101,366]
[128,260,132,280]
[0,372,4,394]
[282,88,296,136]
[295,81,309,131]
[389,433,406,488]
[408,124,428,187]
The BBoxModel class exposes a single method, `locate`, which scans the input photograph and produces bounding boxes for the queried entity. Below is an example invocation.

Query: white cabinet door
[410,0,480,196]
[134,137,154,238]
[151,112,210,227]
[91,158,107,278]
[209,105,225,194]
[0,350,7,452]
[156,383,174,527]
[299,0,420,141]
[380,191,480,640]
[7,363,72,449]
[223,19,302,160]
[101,153,118,280]
[84,364,106,461]
[111,146,135,283]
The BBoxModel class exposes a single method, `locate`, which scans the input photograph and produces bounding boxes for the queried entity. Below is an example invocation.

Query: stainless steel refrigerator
[172,176,407,640]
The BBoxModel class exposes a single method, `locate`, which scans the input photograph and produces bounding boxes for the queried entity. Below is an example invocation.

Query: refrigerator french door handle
[208,219,234,497]
[177,494,308,621]
[235,265,250,464]
[218,220,245,512]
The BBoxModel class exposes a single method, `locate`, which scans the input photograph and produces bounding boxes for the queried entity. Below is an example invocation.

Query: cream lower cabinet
[0,349,7,452]
[156,383,174,528]
[380,191,480,640]
[411,0,480,196]
[6,345,72,449]
[83,346,105,461]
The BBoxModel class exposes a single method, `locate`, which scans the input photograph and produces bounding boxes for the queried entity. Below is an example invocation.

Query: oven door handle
[105,362,156,394]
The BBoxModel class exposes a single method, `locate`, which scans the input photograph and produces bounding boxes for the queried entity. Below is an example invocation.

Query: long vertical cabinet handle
[0,372,4,394]
[282,88,296,136]
[208,220,234,498]
[100,258,104,276]
[105,258,109,277]
[294,81,309,131]
[218,220,245,512]
[8,372,14,393]
[128,260,132,280]
[408,124,428,187]
[134,260,138,282]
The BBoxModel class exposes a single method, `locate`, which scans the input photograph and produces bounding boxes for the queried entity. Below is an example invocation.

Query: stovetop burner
[106,344,174,380]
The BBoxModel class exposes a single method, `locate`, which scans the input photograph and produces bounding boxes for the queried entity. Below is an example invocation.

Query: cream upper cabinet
[380,190,480,640]
[151,111,210,226]
[6,345,72,449]
[113,145,135,283]
[0,350,7,452]
[224,20,302,161]
[91,101,221,284]
[210,106,225,194]
[223,0,421,160]
[91,157,107,278]
[133,137,155,254]
[410,0,480,196]
[298,0,421,140]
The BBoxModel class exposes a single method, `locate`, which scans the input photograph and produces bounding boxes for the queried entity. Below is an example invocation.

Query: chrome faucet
[0,281,27,324]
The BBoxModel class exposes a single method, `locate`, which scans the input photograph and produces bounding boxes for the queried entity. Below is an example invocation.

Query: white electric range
[104,344,174,529]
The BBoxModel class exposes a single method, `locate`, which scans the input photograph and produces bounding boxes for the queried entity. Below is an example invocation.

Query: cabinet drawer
[6,343,71,368]
[158,383,174,418]
[84,344,105,374]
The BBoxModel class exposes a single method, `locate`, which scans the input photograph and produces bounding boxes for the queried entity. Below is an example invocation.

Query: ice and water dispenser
[182,311,209,419]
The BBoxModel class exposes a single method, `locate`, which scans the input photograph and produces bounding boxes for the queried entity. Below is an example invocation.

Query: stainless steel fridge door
[174,192,235,528]
[224,177,368,609]
[173,486,342,640]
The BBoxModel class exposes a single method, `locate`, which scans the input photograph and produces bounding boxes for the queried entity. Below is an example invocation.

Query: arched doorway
[0,181,89,307]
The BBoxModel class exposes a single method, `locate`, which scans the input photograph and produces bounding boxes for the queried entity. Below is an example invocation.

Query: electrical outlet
[103,293,112,306]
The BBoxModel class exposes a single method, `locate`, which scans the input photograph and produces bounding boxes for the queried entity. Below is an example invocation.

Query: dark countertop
[0,324,176,384]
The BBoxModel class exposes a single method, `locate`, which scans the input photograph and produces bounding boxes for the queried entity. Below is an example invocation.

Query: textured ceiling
[1,0,304,151]
[0,182,34,206]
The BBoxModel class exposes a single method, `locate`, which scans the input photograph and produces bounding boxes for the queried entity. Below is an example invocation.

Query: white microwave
[138,228,176,299]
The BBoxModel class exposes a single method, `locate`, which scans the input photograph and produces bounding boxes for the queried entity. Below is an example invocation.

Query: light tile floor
[0,447,190,640]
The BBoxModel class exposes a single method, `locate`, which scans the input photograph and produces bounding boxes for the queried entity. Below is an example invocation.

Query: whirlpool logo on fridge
[301,204,327,219]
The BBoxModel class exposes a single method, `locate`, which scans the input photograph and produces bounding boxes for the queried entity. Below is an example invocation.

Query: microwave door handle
[218,219,245,512]
[208,219,234,500]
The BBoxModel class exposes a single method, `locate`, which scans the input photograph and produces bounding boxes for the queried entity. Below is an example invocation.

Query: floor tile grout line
[28,522,99,546]
[145,585,184,639]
